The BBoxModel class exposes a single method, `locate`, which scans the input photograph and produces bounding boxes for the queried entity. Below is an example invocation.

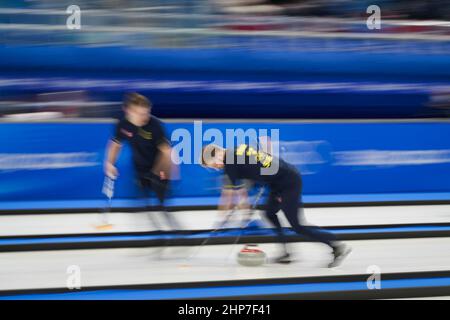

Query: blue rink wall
[0,119,449,210]
[0,46,449,119]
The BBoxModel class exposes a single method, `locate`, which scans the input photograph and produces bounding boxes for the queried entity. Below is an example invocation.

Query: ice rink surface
[1,204,449,236]
[1,234,450,291]
[2,238,450,291]
[0,204,449,299]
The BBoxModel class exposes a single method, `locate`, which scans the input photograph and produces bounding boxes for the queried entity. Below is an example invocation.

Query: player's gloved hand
[104,162,118,179]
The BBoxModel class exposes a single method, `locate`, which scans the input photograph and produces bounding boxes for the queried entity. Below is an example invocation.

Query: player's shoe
[274,253,292,264]
[328,243,352,268]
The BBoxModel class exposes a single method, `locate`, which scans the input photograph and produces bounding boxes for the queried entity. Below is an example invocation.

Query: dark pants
[138,172,169,209]
[137,171,180,230]
[264,171,336,251]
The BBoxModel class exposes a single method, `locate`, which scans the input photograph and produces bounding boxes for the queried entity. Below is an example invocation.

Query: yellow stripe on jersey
[223,184,246,190]
[235,144,273,168]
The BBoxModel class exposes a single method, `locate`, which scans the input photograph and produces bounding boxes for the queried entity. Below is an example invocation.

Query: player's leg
[154,178,181,231]
[280,177,351,267]
[281,188,336,248]
[143,172,181,231]
[137,175,163,230]
[264,191,291,263]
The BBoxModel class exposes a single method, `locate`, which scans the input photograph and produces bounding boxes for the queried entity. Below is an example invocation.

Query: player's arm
[219,187,249,211]
[104,122,125,179]
[219,188,234,211]
[152,119,174,180]
[104,140,122,179]
[154,142,173,180]
[219,173,249,211]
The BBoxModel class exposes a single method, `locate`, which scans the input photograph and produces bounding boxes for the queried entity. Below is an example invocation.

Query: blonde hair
[124,92,152,109]
[200,144,223,168]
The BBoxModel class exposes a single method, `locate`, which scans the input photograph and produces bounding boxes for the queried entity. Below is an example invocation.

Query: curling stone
[237,244,266,266]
